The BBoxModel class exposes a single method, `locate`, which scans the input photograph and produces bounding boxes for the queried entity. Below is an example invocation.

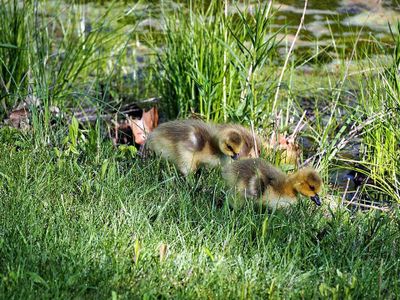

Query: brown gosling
[215,124,261,159]
[146,119,246,175]
[222,158,322,209]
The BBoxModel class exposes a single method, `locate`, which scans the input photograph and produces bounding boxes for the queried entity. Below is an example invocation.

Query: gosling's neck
[276,172,299,198]
[267,171,296,198]
[210,134,225,156]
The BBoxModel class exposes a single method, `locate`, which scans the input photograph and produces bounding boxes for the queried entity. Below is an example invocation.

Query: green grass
[0,0,30,117]
[1,132,400,299]
[1,0,400,298]
[156,0,278,124]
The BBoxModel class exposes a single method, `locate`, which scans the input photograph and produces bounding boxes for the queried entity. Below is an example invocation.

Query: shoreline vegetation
[1,0,400,298]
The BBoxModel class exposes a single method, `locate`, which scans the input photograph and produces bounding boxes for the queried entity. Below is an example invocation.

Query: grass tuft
[156,0,278,124]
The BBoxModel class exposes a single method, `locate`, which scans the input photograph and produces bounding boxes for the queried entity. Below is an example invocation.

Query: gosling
[216,124,261,159]
[146,119,246,175]
[222,158,322,209]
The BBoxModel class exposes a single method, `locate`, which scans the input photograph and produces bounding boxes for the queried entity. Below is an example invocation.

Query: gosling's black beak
[310,194,321,206]
[231,153,239,160]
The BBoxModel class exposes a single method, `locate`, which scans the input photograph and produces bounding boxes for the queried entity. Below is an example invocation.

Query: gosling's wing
[186,123,213,152]
[147,120,204,147]
[246,173,265,198]
[256,160,284,187]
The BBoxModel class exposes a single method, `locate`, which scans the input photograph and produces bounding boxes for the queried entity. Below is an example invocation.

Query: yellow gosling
[146,119,247,175]
[223,158,322,209]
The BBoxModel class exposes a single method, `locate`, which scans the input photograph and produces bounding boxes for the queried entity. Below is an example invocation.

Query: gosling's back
[147,119,213,152]
[223,158,285,199]
[146,119,222,174]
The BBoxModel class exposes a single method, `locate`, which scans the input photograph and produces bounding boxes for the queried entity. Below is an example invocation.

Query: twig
[70,97,160,123]
[290,110,307,139]
[222,0,228,122]
[250,120,259,158]
[346,185,361,208]
[343,200,390,212]
[341,178,351,204]
[133,97,161,105]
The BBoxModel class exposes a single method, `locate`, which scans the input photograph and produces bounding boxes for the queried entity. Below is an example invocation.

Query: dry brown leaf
[142,106,158,132]
[128,107,158,145]
[263,132,301,165]
[129,118,147,145]
[109,106,159,146]
[159,243,168,262]
[5,108,30,131]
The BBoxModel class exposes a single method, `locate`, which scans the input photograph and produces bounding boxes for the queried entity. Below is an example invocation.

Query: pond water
[72,0,399,71]
[130,0,400,51]
[274,0,399,58]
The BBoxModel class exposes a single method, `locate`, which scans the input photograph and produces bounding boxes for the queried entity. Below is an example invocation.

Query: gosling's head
[292,168,323,206]
[218,129,244,160]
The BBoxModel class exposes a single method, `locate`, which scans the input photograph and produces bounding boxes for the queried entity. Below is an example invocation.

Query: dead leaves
[128,107,159,145]
[5,107,30,131]
[3,95,41,131]
[263,131,301,166]
[111,106,159,147]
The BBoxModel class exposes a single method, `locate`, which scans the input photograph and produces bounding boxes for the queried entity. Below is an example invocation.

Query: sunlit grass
[1,131,399,298]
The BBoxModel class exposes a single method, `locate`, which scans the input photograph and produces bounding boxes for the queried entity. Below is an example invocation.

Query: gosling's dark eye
[309,185,315,191]
[227,145,234,152]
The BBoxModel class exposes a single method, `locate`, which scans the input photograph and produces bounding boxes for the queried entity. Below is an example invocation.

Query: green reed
[356,23,400,202]
[156,0,278,124]
[0,0,31,118]
[0,0,135,144]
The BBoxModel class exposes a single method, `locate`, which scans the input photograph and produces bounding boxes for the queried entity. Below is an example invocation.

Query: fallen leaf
[129,118,147,145]
[142,106,158,132]
[5,108,30,131]
[4,95,43,131]
[128,106,158,145]
[263,132,301,166]
[159,243,168,262]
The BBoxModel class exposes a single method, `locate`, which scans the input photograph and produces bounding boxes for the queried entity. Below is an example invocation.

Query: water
[276,0,399,50]
[131,0,400,48]
[71,0,400,67]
